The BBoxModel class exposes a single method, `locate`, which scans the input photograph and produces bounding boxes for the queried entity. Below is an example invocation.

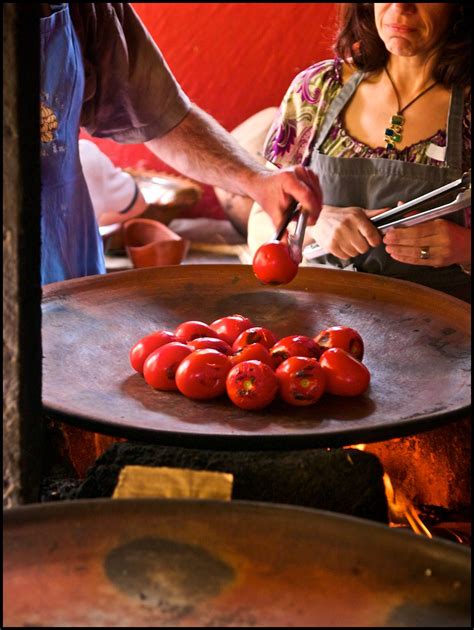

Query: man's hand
[245,164,323,228]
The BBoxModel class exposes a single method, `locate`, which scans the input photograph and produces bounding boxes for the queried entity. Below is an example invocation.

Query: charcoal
[72,442,389,524]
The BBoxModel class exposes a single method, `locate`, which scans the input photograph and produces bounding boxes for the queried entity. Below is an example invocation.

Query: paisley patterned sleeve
[263,59,342,168]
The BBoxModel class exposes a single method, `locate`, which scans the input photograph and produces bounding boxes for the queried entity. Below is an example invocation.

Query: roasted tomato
[270,334,322,368]
[130,330,178,374]
[188,337,232,355]
[175,349,231,399]
[252,240,299,285]
[143,342,192,390]
[314,326,364,361]
[209,314,254,345]
[174,320,220,343]
[319,348,370,397]
[226,360,278,410]
[229,342,274,368]
[276,356,326,406]
[232,326,278,352]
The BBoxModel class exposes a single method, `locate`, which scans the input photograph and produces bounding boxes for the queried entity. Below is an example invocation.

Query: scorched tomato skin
[232,326,278,352]
[143,342,192,390]
[276,356,326,406]
[319,348,370,397]
[175,349,232,400]
[229,342,274,368]
[174,320,219,343]
[209,314,254,345]
[314,326,364,361]
[252,240,299,286]
[270,335,322,368]
[188,337,232,355]
[130,330,178,374]
[226,360,278,410]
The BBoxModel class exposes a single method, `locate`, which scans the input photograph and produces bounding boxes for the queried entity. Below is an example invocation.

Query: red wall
[81,3,338,171]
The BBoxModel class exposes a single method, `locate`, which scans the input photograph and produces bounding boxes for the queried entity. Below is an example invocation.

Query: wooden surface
[41,265,471,449]
[4,499,470,627]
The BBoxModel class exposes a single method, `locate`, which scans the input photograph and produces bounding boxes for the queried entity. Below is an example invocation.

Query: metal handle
[288,210,308,263]
[303,187,471,261]
[272,200,300,241]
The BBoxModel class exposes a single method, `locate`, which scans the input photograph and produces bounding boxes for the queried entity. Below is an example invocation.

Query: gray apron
[309,71,470,302]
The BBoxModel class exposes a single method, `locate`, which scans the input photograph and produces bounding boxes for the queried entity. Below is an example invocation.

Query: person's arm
[145,105,322,229]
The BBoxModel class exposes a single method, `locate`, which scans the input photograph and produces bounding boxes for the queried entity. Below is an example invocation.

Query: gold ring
[420,246,430,260]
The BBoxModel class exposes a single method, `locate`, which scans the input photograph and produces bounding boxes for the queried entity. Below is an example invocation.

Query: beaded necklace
[384,66,438,150]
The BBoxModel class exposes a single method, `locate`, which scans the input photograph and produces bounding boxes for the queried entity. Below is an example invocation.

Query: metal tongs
[272,200,308,264]
[303,171,471,260]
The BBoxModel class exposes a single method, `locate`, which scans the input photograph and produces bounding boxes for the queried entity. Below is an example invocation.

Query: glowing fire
[346,443,432,538]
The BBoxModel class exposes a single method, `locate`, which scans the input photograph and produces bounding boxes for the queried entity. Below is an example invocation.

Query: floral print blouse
[264,58,471,225]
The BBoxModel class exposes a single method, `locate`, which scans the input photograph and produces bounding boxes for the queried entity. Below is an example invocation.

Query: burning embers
[346,416,471,546]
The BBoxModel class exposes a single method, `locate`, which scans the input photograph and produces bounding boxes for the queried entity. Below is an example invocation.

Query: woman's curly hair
[333,3,471,88]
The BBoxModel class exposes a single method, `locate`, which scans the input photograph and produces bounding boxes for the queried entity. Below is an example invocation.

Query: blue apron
[40,5,105,285]
[309,71,470,302]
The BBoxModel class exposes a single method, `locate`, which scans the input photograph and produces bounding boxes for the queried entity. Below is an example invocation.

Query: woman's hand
[383,219,471,267]
[310,205,385,259]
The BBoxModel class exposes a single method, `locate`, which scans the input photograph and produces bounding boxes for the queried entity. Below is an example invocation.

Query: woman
[248,3,471,301]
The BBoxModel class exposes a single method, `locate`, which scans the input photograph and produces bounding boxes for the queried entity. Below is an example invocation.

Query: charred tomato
[270,334,322,368]
[143,342,192,390]
[319,347,370,397]
[175,349,231,400]
[232,326,278,352]
[188,337,232,355]
[252,240,299,286]
[276,356,326,406]
[209,314,254,346]
[226,360,278,410]
[174,320,220,343]
[314,326,364,361]
[130,330,178,374]
[229,342,274,368]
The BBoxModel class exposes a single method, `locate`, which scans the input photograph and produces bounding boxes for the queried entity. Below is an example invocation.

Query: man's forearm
[145,104,265,198]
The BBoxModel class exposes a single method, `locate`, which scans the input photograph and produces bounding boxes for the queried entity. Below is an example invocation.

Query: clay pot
[123,218,189,268]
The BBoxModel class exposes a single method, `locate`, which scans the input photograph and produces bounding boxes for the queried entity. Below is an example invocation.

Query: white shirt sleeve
[79,139,146,226]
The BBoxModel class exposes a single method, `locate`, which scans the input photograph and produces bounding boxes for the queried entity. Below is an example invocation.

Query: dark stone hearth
[70,442,389,524]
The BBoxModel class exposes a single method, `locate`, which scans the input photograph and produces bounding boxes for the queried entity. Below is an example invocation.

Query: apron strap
[444,86,464,172]
[313,71,366,153]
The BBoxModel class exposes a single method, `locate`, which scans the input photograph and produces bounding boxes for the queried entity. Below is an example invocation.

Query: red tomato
[175,349,232,400]
[276,356,326,406]
[229,342,274,368]
[174,320,219,343]
[319,348,370,397]
[252,240,299,285]
[130,330,178,374]
[143,342,192,390]
[314,326,364,361]
[210,314,254,345]
[188,337,232,354]
[232,326,278,352]
[226,360,278,410]
[270,335,322,368]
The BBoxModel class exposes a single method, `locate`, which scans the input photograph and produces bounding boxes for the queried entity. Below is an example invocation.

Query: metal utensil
[270,200,308,263]
[303,171,471,260]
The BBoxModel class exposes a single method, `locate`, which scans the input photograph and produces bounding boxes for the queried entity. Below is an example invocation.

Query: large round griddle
[42,265,471,449]
[3,499,470,628]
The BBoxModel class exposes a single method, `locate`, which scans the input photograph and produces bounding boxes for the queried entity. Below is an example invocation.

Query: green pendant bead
[391,114,404,126]
[385,141,395,150]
